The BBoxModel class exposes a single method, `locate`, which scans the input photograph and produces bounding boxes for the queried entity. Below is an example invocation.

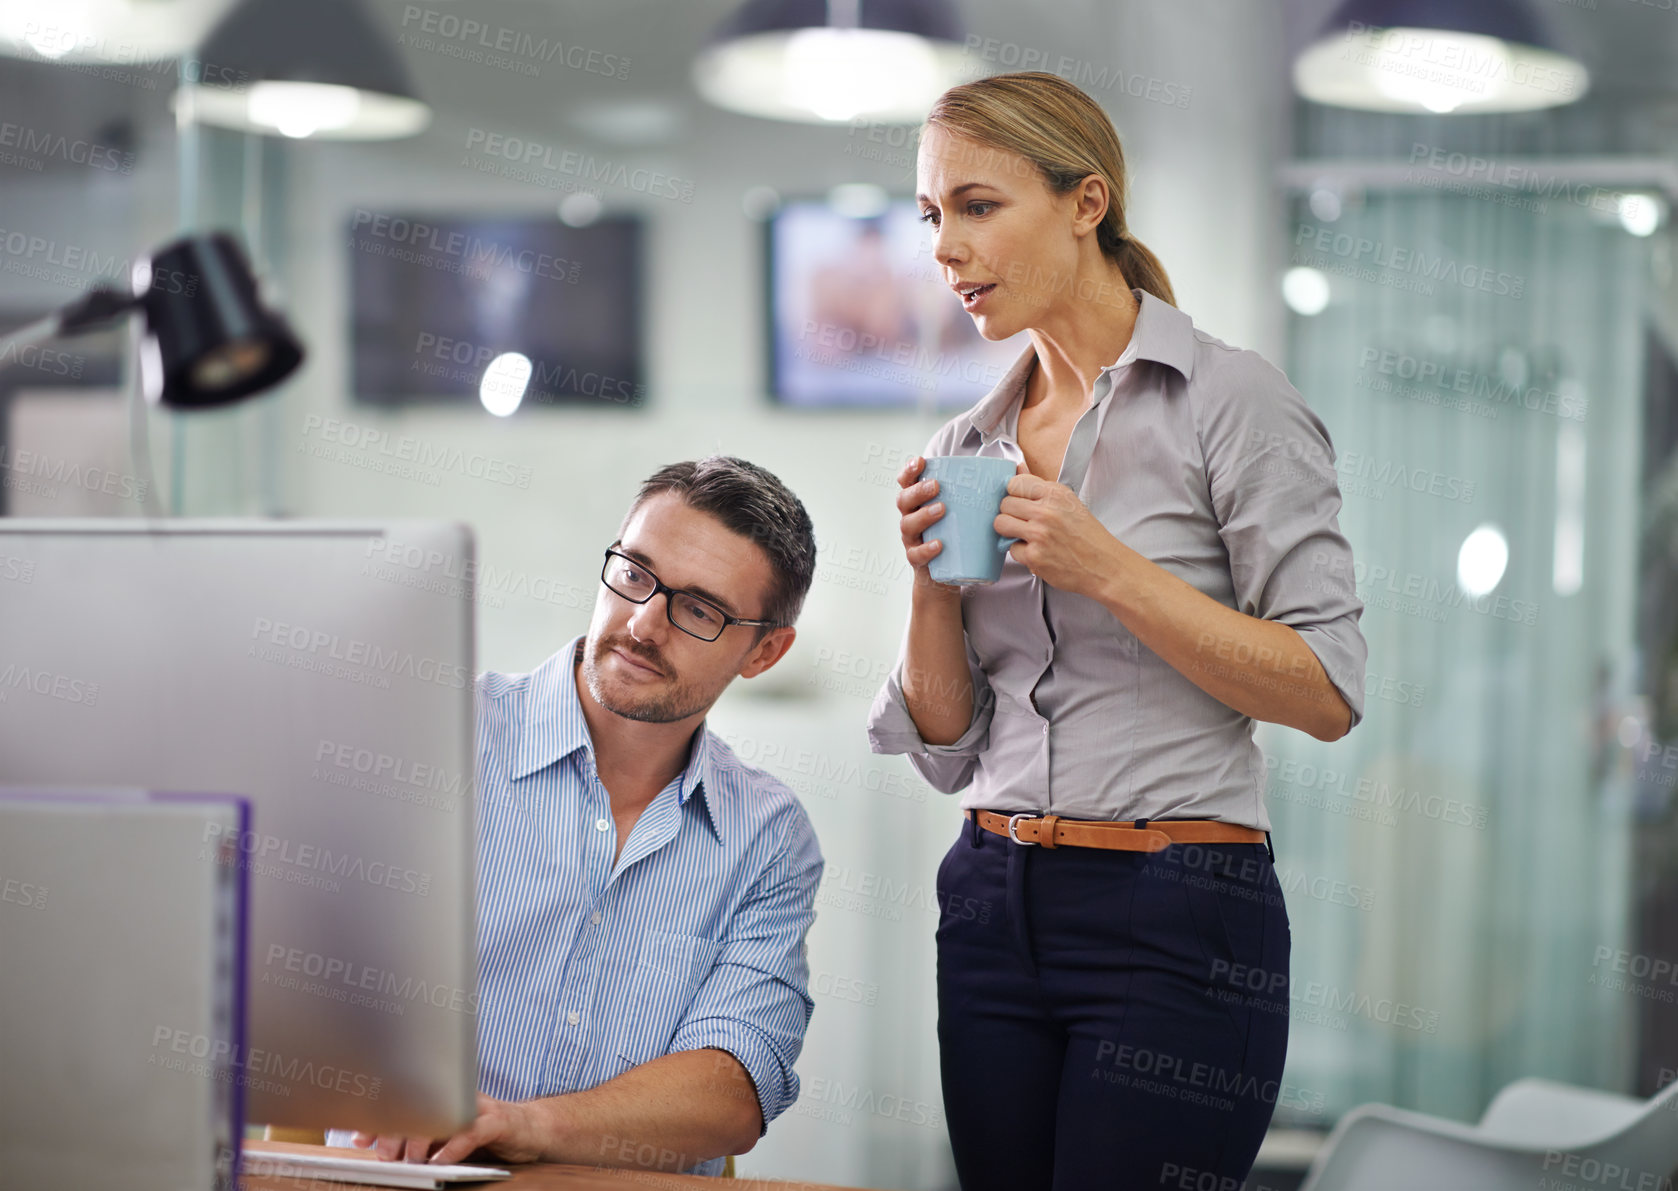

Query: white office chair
[1299,1076,1678,1190]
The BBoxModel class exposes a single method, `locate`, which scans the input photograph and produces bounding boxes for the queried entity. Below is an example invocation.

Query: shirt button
[566,1010,580,1026]
[590,911,602,925]
[594,818,609,832]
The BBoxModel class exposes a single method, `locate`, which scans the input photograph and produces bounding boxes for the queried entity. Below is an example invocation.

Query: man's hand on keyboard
[350,1093,550,1165]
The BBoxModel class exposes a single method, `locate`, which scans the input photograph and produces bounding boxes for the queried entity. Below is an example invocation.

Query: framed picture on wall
[764,197,1027,409]
[348,212,646,411]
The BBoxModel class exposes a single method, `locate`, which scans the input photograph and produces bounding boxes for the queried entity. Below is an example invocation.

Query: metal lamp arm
[0,285,139,373]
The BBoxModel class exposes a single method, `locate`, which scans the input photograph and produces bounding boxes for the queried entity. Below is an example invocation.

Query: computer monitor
[0,519,478,1135]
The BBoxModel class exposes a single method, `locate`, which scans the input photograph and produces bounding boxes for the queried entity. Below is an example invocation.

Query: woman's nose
[933,225,964,268]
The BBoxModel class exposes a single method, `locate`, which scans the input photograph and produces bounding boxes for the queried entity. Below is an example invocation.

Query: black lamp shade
[184,0,429,139]
[694,0,967,124]
[142,233,304,408]
[709,0,963,43]
[200,0,420,103]
[1296,0,1587,113]
[1318,0,1552,50]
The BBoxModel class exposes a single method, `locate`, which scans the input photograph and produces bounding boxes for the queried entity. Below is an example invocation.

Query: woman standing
[866,72,1367,1189]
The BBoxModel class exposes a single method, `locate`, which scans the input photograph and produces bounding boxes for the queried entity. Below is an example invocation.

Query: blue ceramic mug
[922,455,1021,586]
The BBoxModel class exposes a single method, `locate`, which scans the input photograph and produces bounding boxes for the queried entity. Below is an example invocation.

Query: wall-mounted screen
[349,212,644,410]
[766,199,1027,409]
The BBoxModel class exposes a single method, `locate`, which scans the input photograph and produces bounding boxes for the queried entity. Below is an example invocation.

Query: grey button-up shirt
[865,288,1366,831]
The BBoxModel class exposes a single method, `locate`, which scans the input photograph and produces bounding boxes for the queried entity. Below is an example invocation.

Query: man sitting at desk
[336,456,824,1176]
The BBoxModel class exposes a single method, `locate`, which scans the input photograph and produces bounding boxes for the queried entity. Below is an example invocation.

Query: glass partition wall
[1266,101,1676,1127]
[165,93,293,517]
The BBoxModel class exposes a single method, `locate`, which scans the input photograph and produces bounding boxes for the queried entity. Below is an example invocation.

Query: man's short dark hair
[620,456,817,643]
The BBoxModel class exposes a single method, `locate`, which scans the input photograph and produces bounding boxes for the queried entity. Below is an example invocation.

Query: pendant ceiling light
[178,0,429,139]
[694,0,968,125]
[0,0,239,64]
[1294,0,1588,114]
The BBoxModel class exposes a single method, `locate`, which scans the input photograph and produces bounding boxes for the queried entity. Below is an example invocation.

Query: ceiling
[0,0,1673,177]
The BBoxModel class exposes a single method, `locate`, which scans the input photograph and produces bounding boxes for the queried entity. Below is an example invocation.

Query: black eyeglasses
[600,548,780,643]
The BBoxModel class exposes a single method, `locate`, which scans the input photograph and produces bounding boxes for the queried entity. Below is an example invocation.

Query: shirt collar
[510,634,722,842]
[962,287,1196,446]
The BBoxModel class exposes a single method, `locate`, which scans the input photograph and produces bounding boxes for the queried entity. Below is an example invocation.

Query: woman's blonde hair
[923,70,1176,307]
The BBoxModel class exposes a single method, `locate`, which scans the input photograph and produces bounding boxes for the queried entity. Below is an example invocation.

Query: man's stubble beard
[580,639,715,724]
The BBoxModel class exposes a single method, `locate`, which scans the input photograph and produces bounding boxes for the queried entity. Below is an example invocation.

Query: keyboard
[241,1143,511,1188]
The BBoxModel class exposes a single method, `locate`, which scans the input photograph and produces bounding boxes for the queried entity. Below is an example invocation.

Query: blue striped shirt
[473,634,823,1175]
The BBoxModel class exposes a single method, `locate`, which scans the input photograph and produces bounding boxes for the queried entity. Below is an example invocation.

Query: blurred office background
[2,0,1676,1186]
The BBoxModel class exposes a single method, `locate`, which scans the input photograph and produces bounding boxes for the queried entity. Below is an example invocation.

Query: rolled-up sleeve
[866,615,995,794]
[864,420,999,792]
[1193,349,1368,730]
[666,805,822,1134]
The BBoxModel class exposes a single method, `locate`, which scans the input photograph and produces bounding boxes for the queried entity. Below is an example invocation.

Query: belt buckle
[1007,812,1040,846]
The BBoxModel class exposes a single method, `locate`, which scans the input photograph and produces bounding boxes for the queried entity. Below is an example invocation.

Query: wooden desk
[241,1141,892,1191]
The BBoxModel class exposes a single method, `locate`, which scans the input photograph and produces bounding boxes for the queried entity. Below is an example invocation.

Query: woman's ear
[1073,173,1110,236]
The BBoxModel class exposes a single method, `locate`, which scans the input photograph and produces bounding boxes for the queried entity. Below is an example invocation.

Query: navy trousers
[934,815,1291,1191]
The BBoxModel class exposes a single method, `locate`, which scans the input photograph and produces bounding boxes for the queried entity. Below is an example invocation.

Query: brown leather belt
[968,809,1267,853]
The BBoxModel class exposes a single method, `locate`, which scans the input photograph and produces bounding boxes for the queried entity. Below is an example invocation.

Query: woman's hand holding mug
[896,456,962,599]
